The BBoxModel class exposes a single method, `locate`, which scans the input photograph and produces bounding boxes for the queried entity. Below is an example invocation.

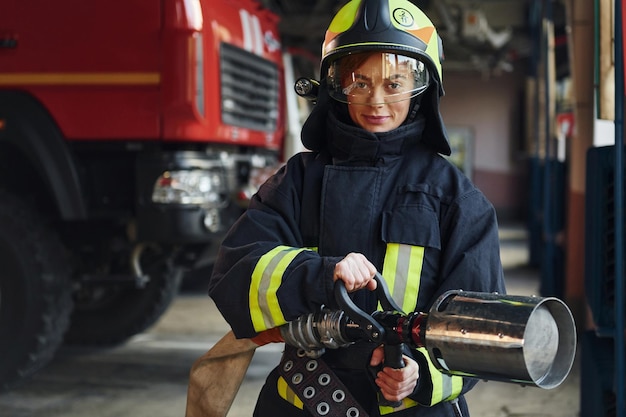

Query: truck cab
[0,0,284,390]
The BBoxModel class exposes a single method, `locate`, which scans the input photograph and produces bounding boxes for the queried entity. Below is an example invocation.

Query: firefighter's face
[341,53,414,133]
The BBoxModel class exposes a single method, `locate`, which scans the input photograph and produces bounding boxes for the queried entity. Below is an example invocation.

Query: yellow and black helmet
[321,0,444,97]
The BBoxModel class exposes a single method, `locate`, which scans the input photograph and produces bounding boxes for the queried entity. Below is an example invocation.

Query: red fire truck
[0,0,284,390]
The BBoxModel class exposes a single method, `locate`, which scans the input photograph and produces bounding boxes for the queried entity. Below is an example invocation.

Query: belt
[278,345,369,417]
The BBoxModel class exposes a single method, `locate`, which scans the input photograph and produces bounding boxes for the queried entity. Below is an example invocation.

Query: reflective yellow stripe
[379,396,419,415]
[381,243,424,312]
[382,243,463,406]
[0,72,161,86]
[277,376,304,409]
[324,0,362,54]
[417,347,463,404]
[250,246,307,332]
[403,245,424,311]
[424,29,443,82]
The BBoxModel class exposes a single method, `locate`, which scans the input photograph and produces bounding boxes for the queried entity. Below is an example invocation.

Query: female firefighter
[208,0,506,415]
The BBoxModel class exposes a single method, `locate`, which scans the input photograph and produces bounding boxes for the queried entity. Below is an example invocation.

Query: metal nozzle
[425,290,577,389]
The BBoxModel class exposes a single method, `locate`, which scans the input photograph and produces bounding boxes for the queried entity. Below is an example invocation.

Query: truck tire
[0,190,73,392]
[64,250,182,346]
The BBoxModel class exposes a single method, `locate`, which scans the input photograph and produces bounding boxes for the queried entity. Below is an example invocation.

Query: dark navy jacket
[209,118,506,416]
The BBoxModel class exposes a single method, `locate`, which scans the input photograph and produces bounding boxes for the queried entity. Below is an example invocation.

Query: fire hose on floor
[185,274,577,417]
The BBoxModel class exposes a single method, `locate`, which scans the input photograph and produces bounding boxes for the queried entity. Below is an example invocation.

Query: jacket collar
[326,112,425,166]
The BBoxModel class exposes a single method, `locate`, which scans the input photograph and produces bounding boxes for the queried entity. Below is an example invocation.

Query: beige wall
[439,69,529,221]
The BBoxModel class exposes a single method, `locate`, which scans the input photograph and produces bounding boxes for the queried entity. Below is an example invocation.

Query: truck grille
[220,43,280,132]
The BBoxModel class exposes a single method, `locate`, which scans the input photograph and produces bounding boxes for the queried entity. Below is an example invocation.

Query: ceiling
[258,0,538,77]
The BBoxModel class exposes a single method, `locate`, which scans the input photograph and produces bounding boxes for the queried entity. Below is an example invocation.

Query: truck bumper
[135,150,243,244]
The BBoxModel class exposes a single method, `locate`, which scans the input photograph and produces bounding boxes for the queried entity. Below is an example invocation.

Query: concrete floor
[0,225,581,417]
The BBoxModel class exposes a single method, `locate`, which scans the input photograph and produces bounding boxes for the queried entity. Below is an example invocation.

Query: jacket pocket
[381,206,440,249]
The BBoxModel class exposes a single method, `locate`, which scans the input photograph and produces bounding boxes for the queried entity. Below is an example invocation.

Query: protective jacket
[209,113,506,416]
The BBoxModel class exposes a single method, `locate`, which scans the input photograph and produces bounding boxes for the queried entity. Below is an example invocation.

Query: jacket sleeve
[208,154,340,339]
[409,186,506,407]
[437,187,506,297]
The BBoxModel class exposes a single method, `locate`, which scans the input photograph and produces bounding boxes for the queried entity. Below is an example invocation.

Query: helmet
[321,0,444,97]
[302,0,451,155]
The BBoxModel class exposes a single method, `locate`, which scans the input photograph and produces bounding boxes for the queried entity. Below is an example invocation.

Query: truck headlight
[152,169,226,206]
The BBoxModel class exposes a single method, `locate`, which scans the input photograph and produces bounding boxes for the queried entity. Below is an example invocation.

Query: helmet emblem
[392,8,414,28]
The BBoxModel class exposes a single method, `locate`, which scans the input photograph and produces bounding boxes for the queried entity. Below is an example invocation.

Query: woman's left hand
[370,345,420,402]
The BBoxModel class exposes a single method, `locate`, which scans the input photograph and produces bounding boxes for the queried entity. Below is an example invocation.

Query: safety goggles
[327,51,430,105]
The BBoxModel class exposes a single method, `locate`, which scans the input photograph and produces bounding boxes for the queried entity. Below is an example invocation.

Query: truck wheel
[64,249,182,346]
[0,191,73,391]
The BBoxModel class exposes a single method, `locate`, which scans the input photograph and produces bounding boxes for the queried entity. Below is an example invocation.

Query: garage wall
[439,69,529,222]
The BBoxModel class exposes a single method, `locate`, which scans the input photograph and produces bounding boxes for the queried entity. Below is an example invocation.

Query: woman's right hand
[333,252,378,292]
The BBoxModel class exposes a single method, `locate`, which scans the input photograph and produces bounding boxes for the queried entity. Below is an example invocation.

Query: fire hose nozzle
[280,275,577,390]
[425,290,577,389]
[280,309,353,357]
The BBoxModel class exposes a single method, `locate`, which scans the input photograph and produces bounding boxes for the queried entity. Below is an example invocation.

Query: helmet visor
[327,52,430,105]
